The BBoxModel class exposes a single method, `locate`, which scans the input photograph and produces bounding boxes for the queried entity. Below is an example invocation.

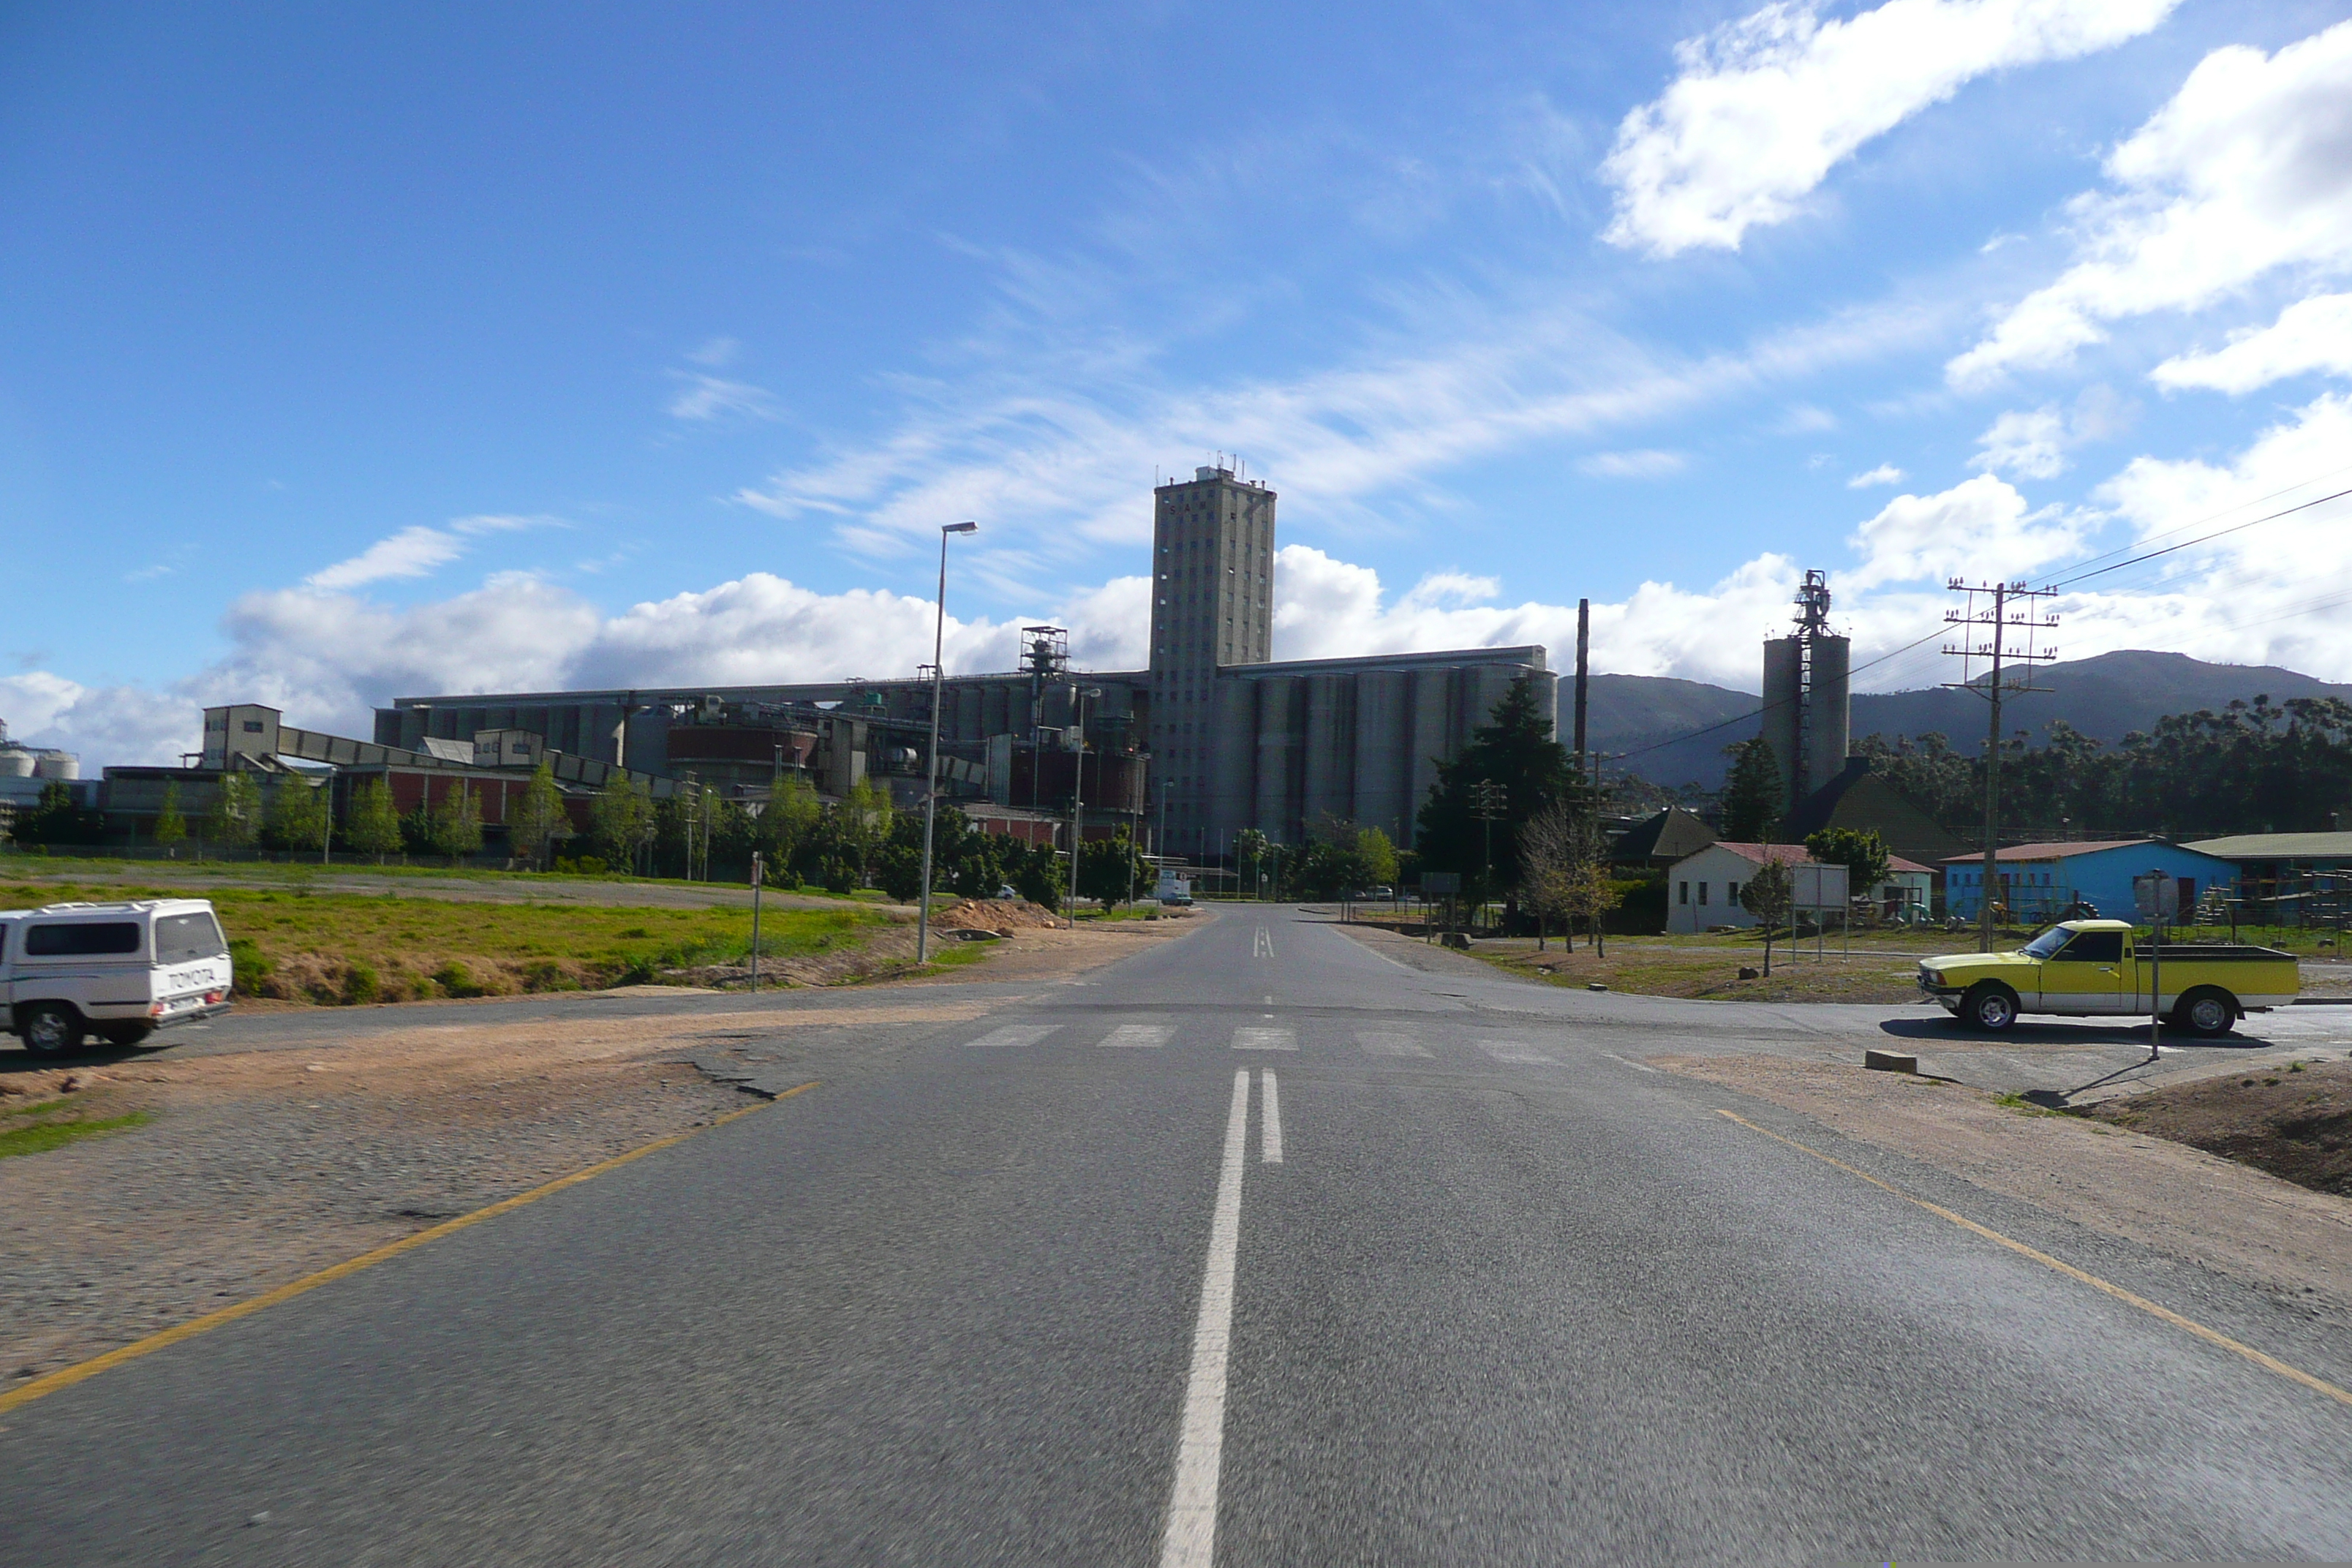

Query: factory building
[370,465,1557,862]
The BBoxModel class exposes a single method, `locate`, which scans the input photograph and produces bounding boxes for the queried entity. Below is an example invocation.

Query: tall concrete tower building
[1150,464,1275,844]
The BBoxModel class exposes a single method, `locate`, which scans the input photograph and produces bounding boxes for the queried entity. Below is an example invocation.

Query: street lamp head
[943,520,979,535]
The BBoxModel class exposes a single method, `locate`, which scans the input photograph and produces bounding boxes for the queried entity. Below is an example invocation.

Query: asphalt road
[7,905,2352,1563]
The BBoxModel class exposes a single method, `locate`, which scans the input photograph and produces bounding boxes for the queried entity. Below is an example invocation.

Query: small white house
[1665,843,1812,934]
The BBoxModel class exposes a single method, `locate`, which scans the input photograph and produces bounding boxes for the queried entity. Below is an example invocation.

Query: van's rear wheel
[20,1004,86,1058]
[1960,982,2019,1033]
[2172,987,2238,1038]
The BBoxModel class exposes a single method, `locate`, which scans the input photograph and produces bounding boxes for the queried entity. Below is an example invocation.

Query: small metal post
[750,853,764,992]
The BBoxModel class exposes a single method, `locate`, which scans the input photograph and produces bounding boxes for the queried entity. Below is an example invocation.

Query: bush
[341,962,382,1006]
[227,938,274,996]
[433,960,486,998]
[552,855,610,875]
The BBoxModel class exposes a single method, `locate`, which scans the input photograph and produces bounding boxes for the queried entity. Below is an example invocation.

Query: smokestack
[1574,598,1589,770]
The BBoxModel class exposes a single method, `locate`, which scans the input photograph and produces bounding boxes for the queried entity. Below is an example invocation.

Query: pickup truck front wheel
[1959,982,2019,1033]
[2172,987,2238,1038]
[19,1003,87,1058]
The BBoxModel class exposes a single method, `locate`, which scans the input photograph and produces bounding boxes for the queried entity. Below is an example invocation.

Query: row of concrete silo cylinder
[1208,661,1550,849]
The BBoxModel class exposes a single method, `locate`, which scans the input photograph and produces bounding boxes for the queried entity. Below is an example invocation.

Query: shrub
[433,960,486,998]
[227,938,274,996]
[341,962,382,1006]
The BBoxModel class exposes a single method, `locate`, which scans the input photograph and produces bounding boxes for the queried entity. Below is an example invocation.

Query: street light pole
[917,520,979,965]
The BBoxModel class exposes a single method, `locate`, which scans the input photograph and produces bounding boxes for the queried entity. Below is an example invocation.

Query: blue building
[1941,839,2241,924]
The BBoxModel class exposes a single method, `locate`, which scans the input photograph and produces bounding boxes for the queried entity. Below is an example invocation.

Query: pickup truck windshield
[155,911,229,963]
[2019,928,2071,960]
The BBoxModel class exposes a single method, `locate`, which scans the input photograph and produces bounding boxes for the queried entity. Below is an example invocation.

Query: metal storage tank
[1804,633,1851,799]
[1406,671,1454,846]
[1207,679,1257,853]
[1254,676,1303,843]
[1761,636,1804,813]
[0,746,34,779]
[32,752,80,780]
[1352,669,1410,843]
[1301,674,1354,829]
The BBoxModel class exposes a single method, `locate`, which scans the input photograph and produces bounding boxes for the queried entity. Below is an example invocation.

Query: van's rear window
[24,922,141,957]
[155,912,229,963]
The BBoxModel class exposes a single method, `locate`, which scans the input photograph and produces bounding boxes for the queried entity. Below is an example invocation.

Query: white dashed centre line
[1260,1070,1283,1164]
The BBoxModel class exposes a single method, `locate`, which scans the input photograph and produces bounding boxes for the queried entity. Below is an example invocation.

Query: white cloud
[1950,20,2352,387]
[1847,463,1905,487]
[1603,0,2177,257]
[1967,385,2136,477]
[1576,448,1686,478]
[668,374,780,423]
[1845,472,2087,588]
[303,516,556,592]
[1970,404,2069,478]
[2150,290,2352,393]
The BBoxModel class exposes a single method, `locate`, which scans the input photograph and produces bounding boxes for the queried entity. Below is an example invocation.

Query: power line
[2044,459,2352,583]
[2047,485,2352,592]
[1601,624,1950,764]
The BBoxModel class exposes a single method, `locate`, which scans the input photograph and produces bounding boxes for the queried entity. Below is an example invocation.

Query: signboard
[2133,871,2179,921]
[1421,872,1462,896]
[1790,863,1850,912]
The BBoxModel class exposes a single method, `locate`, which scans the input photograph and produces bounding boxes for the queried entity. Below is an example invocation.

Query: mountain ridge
[1588,650,2352,791]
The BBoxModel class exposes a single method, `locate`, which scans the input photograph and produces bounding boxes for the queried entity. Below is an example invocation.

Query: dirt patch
[2084,1058,2352,1197]
[0,998,1003,1381]
[932,897,1066,932]
[1655,1053,2352,1315]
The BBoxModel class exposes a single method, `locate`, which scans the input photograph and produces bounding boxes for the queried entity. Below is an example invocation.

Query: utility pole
[1574,597,1590,783]
[1472,778,1507,933]
[1064,685,1099,928]
[1944,578,2057,952]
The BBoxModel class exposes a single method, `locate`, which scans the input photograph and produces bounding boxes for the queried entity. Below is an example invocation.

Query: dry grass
[0,880,893,1005]
[1456,934,1931,1003]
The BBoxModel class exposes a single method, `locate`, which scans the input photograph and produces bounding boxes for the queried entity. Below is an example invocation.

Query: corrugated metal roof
[2183,832,2352,859]
[1937,839,2155,864]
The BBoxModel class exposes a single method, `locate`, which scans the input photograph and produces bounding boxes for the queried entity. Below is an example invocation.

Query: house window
[1678,881,1689,905]
[1698,883,1709,905]
[1728,881,1741,903]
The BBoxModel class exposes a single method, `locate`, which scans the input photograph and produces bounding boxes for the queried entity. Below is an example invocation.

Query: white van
[0,899,235,1056]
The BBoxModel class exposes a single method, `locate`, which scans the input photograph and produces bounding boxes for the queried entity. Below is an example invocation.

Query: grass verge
[0,1102,152,1159]
[0,879,894,1005]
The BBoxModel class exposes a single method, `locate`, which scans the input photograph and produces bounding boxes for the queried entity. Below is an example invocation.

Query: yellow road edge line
[0,1082,817,1418]
[1714,1109,2352,1411]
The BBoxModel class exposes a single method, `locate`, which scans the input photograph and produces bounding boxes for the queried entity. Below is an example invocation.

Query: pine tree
[1414,676,1582,903]
[1718,736,1783,843]
[344,777,404,863]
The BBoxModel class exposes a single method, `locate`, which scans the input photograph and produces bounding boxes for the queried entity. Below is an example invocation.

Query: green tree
[761,774,823,877]
[1804,827,1890,911]
[1718,736,1783,843]
[840,777,894,887]
[208,772,260,851]
[265,777,330,853]
[1740,856,1795,976]
[1233,827,1270,899]
[591,776,655,872]
[17,779,102,845]
[1004,837,1063,908]
[1078,832,1150,909]
[426,782,483,864]
[344,777,404,863]
[509,761,568,870]
[1414,676,1583,913]
[154,783,188,853]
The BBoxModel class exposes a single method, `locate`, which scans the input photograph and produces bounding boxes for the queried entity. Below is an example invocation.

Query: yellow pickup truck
[1919,918,2300,1036]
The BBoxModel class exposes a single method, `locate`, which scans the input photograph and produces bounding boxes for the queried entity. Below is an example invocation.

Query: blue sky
[7,0,2352,761]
